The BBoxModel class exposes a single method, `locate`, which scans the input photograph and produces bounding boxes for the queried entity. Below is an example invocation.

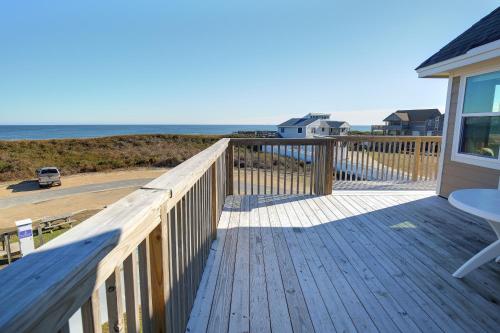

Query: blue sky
[0,1,498,125]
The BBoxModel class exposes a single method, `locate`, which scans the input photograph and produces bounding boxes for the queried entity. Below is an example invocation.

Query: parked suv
[36,167,62,187]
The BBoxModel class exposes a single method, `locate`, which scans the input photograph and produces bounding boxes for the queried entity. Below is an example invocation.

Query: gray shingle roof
[416,7,500,70]
[384,109,441,122]
[278,118,318,127]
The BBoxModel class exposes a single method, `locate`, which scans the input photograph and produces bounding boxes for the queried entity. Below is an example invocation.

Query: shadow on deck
[188,192,500,333]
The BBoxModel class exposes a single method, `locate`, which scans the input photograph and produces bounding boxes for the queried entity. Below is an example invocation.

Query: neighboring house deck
[0,138,498,333]
[188,191,500,333]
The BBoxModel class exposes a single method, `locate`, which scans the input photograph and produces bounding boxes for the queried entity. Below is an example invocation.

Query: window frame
[297,127,303,134]
[451,66,500,170]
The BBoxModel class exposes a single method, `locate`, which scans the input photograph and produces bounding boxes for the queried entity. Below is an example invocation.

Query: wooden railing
[330,136,442,182]
[229,138,334,196]
[0,135,441,333]
[0,138,229,333]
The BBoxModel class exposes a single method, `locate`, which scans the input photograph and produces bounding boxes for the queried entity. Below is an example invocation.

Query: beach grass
[0,134,221,182]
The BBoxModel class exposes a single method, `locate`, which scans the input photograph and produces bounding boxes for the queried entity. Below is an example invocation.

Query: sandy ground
[0,168,168,230]
[0,168,168,198]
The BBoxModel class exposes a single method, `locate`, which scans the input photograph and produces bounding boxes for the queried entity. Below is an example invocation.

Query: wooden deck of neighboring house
[188,191,500,333]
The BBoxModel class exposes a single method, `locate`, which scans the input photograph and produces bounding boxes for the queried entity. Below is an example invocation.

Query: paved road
[0,178,155,209]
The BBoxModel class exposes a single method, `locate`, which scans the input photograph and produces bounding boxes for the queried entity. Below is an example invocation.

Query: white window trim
[451,66,500,170]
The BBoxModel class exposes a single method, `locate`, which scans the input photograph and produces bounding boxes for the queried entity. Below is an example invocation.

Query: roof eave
[416,39,500,78]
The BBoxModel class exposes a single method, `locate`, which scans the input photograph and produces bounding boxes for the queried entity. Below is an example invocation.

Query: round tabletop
[448,189,500,223]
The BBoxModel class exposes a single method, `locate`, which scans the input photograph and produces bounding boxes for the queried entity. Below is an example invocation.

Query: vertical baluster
[237,146,241,195]
[381,141,387,181]
[250,146,254,195]
[188,189,195,315]
[426,141,432,181]
[333,141,338,182]
[197,180,203,287]
[105,267,124,333]
[290,145,295,194]
[325,140,334,194]
[355,140,360,181]
[435,140,441,180]
[296,145,301,194]
[385,141,391,180]
[309,145,314,195]
[227,145,234,195]
[263,144,267,195]
[168,204,180,333]
[257,145,261,195]
[364,140,369,181]
[339,141,345,181]
[407,141,415,180]
[348,141,353,181]
[177,198,187,329]
[277,145,281,195]
[138,238,152,333]
[388,140,394,180]
[396,141,402,180]
[244,146,248,195]
[82,290,102,333]
[270,145,274,194]
[375,141,381,180]
[124,251,141,333]
[283,145,288,194]
[370,141,375,180]
[402,140,408,181]
[413,139,422,181]
[303,145,308,193]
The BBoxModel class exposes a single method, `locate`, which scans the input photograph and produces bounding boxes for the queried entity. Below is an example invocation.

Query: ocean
[0,124,372,140]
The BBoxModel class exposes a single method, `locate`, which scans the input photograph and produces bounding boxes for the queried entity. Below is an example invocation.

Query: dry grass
[0,134,220,181]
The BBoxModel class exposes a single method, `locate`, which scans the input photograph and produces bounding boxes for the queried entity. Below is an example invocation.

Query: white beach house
[277,113,350,138]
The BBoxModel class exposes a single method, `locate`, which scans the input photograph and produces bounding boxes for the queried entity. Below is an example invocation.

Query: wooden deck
[187,191,500,333]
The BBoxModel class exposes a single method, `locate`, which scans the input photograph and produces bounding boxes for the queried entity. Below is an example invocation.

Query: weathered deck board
[189,192,500,333]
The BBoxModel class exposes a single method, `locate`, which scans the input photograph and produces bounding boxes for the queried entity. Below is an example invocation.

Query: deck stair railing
[0,135,441,333]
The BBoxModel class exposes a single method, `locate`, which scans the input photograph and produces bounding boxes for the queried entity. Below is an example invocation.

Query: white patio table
[448,189,500,278]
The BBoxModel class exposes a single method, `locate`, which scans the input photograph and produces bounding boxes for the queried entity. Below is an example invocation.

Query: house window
[280,127,284,133]
[453,69,500,168]
[321,127,325,132]
[297,127,303,133]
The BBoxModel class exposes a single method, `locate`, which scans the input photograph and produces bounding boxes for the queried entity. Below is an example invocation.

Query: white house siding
[278,126,307,138]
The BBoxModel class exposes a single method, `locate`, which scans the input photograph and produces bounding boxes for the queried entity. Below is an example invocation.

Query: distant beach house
[371,109,444,136]
[277,113,350,138]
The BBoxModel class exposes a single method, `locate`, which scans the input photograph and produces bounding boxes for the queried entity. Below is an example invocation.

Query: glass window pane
[463,70,500,114]
[459,116,500,158]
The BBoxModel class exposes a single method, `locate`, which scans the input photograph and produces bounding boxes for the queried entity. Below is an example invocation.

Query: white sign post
[15,218,35,257]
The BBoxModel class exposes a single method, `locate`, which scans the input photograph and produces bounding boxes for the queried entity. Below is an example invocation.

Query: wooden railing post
[412,138,422,182]
[324,140,334,195]
[211,163,218,241]
[226,145,234,195]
